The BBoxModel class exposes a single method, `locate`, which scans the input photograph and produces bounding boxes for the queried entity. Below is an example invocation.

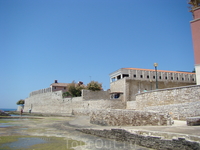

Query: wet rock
[0,110,11,116]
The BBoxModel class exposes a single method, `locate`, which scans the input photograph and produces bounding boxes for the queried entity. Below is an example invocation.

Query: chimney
[55,80,58,83]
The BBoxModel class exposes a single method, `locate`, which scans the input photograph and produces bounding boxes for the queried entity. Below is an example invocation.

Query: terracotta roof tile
[123,68,195,75]
[50,83,69,87]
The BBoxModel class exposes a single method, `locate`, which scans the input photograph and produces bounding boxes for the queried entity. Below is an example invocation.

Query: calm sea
[0,108,17,112]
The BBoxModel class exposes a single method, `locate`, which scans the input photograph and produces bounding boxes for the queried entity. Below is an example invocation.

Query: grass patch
[0,120,14,123]
[0,136,85,150]
[29,137,85,150]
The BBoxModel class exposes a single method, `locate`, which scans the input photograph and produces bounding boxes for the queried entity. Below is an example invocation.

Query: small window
[177,77,179,80]
[192,78,194,81]
[171,77,173,80]
[133,74,136,78]
[165,76,167,80]
[123,74,129,78]
[140,75,143,78]
[153,76,155,79]
[147,75,149,79]
[159,76,161,79]
[182,78,184,81]
[64,87,66,90]
[54,87,56,89]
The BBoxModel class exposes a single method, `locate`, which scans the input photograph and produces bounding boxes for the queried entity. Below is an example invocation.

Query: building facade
[190,1,200,84]
[50,80,68,93]
[110,68,196,101]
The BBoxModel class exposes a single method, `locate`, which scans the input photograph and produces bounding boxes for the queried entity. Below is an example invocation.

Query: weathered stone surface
[23,91,126,114]
[90,109,173,126]
[77,128,200,150]
[187,116,200,126]
[134,85,200,120]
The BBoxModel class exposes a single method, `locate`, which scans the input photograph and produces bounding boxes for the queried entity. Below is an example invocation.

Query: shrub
[62,81,85,98]
[86,81,102,91]
[16,99,25,105]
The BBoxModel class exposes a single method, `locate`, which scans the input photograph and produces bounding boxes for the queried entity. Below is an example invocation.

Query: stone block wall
[29,87,52,97]
[110,78,125,94]
[143,101,200,120]
[136,85,200,110]
[82,90,110,100]
[23,91,126,114]
[126,101,136,109]
[90,109,172,126]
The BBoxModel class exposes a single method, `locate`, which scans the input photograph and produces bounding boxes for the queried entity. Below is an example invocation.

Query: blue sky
[0,0,195,108]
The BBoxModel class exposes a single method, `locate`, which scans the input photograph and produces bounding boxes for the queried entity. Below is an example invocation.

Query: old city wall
[134,85,200,120]
[23,90,126,114]
[89,109,172,126]
[127,79,196,101]
[82,89,110,100]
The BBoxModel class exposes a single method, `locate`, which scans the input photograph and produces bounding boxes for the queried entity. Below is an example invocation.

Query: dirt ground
[0,115,151,150]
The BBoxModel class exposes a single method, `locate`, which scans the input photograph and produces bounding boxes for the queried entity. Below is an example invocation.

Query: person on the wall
[143,89,147,92]
[20,108,23,116]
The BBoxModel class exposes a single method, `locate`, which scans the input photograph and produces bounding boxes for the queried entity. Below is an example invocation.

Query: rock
[187,116,200,126]
[0,110,11,116]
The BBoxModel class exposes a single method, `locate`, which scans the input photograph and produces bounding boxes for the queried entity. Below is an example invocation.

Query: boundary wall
[134,85,200,120]
[23,91,126,114]
[29,87,52,97]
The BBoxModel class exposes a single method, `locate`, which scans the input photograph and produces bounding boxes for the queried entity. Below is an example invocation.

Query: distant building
[190,4,200,85]
[50,80,68,93]
[109,68,196,101]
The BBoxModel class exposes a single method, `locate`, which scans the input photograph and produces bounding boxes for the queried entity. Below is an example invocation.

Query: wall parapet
[29,87,52,97]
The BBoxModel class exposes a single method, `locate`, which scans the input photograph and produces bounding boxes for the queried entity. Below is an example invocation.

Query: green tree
[86,81,102,91]
[62,81,85,98]
[16,99,25,105]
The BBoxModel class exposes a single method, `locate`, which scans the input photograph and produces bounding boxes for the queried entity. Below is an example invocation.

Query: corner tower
[189,0,200,84]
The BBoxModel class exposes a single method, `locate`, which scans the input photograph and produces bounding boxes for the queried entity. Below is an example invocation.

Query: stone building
[50,80,69,93]
[109,68,196,101]
[190,3,200,85]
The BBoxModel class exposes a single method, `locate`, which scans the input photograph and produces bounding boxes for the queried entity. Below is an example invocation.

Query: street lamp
[154,63,158,89]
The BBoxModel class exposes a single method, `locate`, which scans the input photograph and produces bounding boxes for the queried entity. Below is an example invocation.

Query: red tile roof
[50,83,69,87]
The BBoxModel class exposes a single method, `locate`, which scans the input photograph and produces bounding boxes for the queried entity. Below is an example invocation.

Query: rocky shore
[0,110,10,116]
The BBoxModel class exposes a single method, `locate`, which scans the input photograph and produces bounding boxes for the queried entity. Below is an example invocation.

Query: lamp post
[154,63,158,89]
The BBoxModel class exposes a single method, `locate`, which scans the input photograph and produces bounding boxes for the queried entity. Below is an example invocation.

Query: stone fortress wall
[133,85,200,120]
[29,87,52,97]
[23,90,126,114]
